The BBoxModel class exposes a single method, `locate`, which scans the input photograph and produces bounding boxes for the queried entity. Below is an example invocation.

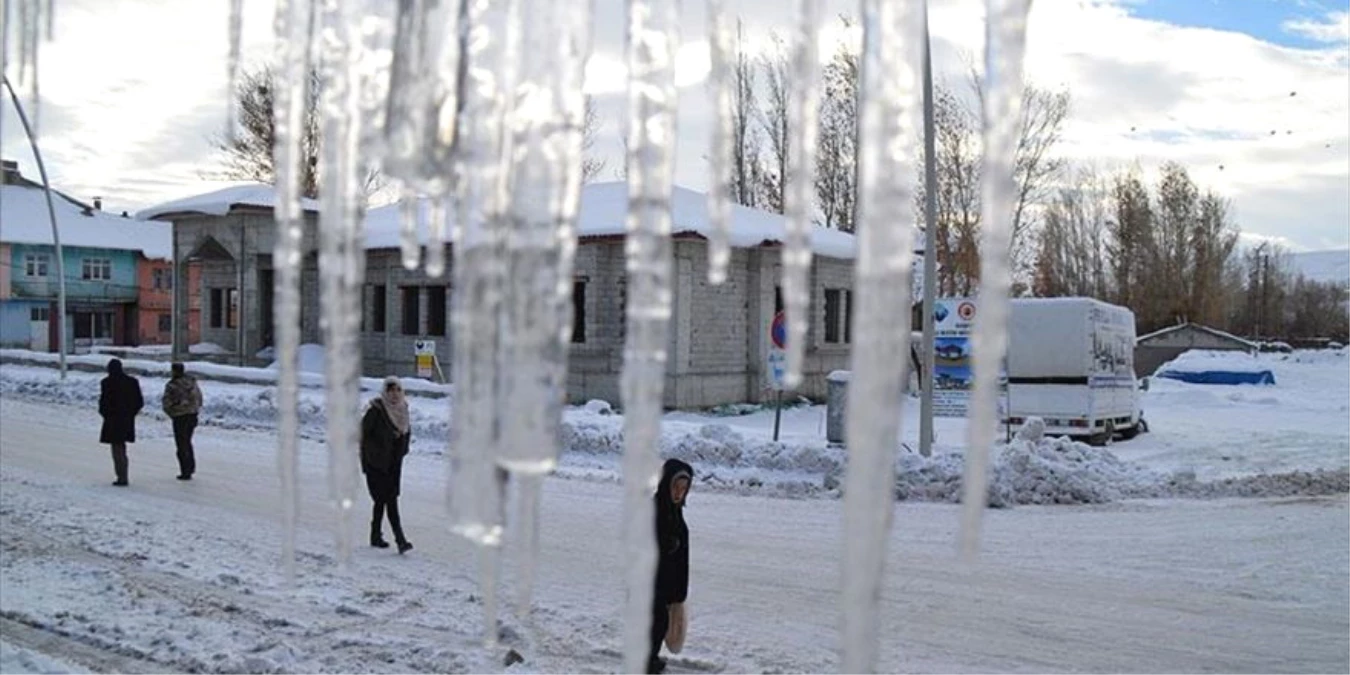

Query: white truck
[1002,297,1142,445]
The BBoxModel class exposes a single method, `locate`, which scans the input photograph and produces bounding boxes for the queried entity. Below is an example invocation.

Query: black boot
[371,523,390,549]
[396,539,413,555]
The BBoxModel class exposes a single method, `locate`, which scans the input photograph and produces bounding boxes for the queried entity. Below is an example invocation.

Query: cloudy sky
[2,0,1347,251]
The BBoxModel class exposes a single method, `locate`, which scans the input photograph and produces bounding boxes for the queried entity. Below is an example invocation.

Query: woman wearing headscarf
[360,376,413,554]
[648,458,694,674]
[98,359,144,486]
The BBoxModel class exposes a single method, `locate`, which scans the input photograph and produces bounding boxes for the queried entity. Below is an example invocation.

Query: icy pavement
[0,399,1346,673]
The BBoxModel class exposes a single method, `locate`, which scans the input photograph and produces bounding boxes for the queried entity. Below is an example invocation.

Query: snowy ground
[1,349,1347,672]
[1,398,1347,674]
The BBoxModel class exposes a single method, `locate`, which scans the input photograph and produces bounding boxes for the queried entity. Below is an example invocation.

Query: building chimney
[93,196,103,210]
[1,159,19,185]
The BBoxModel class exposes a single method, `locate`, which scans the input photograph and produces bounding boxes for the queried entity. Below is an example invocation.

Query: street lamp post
[3,75,67,379]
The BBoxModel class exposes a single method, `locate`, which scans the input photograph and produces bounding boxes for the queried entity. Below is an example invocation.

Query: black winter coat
[653,458,694,606]
[360,401,410,500]
[99,366,144,444]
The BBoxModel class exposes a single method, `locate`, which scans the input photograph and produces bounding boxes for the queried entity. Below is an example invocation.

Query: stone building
[142,182,869,408]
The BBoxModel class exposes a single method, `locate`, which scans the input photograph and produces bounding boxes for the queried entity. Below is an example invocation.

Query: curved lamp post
[3,74,68,379]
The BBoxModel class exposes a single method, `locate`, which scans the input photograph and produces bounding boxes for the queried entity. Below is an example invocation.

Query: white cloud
[1283,10,1350,45]
[2,0,1347,252]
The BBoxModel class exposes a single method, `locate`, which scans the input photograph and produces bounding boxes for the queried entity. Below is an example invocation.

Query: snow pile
[894,438,1164,506]
[189,342,229,355]
[266,344,326,373]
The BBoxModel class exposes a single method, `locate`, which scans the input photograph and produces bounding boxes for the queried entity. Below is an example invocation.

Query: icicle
[270,0,315,581]
[959,0,1033,559]
[840,0,925,671]
[399,189,421,269]
[705,0,733,285]
[316,0,367,567]
[780,0,823,389]
[423,198,446,278]
[9,0,46,138]
[381,0,461,198]
[44,0,53,40]
[497,0,593,622]
[445,0,522,646]
[226,0,244,143]
[620,0,680,670]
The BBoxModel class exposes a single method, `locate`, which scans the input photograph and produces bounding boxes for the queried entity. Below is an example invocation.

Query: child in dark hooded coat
[648,458,694,674]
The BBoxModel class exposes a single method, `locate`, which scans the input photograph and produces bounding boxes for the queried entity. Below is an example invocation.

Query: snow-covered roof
[1136,322,1259,350]
[363,182,889,259]
[1,184,173,260]
[136,183,320,220]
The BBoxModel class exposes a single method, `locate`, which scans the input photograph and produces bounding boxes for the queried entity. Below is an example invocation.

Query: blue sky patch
[1122,0,1345,49]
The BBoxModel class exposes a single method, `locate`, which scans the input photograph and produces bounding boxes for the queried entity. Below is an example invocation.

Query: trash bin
[826,370,849,445]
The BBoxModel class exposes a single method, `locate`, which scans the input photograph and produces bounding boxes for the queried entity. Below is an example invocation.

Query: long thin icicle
[621,0,679,670]
[316,0,366,566]
[269,0,314,581]
[704,0,733,285]
[781,0,823,389]
[226,0,245,143]
[840,0,925,670]
[446,0,521,645]
[499,0,593,620]
[383,0,461,270]
[959,0,1033,559]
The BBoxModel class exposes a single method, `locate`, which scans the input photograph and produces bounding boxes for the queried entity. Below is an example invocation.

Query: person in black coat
[361,376,413,554]
[98,359,144,486]
[648,458,694,674]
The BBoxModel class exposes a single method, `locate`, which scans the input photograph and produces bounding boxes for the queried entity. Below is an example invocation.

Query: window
[227,288,239,329]
[23,253,50,278]
[29,307,49,322]
[401,286,420,336]
[74,312,113,339]
[210,289,224,328]
[81,258,111,281]
[372,285,387,333]
[571,280,586,343]
[426,285,447,336]
[823,288,852,345]
[158,313,172,333]
[152,268,173,290]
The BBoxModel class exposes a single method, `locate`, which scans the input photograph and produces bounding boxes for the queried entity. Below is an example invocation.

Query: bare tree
[1108,167,1152,315]
[757,33,791,214]
[932,82,982,296]
[729,20,764,208]
[814,16,858,231]
[210,65,383,199]
[1032,166,1111,298]
[582,96,606,183]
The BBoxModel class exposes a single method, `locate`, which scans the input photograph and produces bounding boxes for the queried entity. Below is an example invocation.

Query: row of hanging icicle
[1,0,1032,670]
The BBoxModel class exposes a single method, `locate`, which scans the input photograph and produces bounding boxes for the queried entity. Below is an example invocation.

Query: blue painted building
[1,159,171,352]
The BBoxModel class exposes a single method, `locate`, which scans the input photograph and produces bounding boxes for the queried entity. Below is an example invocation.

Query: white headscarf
[376,376,411,437]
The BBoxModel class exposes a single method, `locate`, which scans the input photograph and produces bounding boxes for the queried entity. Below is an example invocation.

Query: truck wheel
[1089,421,1115,447]
[1120,424,1141,440]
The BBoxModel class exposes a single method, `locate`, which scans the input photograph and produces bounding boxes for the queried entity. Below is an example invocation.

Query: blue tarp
[1156,369,1276,385]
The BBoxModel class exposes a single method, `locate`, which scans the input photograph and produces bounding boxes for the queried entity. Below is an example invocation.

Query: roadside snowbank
[4,361,1342,507]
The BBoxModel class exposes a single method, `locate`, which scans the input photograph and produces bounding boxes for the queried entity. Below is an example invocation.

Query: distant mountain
[1289,250,1349,286]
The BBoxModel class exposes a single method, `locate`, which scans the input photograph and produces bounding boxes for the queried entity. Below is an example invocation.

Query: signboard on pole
[932,298,976,417]
[767,311,787,391]
[414,339,436,379]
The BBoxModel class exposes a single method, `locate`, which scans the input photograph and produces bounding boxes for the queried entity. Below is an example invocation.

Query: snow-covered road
[2,398,1346,673]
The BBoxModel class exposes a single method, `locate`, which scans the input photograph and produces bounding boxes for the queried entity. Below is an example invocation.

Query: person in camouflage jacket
[162,362,203,480]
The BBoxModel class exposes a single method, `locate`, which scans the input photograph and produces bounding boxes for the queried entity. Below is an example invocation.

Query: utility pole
[919,1,938,458]
[3,75,67,379]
